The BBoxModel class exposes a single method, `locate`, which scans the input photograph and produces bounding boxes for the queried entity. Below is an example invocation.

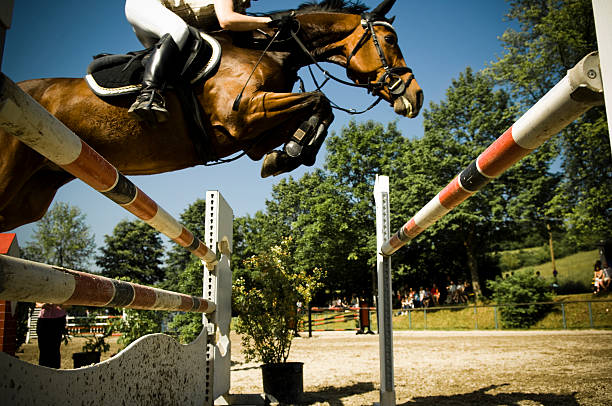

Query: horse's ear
[371,0,397,17]
[388,16,396,24]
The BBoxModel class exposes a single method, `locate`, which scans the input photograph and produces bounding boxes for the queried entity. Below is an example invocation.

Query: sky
[3,0,515,250]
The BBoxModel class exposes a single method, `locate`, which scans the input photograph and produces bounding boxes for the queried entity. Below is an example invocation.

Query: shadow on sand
[298,383,578,405]
[398,384,579,405]
[301,381,376,405]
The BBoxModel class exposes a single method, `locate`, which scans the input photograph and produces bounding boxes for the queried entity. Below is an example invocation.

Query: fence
[394,300,612,330]
[66,315,123,336]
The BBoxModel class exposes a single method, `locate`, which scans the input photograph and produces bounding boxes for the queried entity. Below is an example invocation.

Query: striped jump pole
[0,255,215,313]
[0,74,217,268]
[381,52,605,257]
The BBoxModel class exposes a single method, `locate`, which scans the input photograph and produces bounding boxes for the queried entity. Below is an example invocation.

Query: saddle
[85,27,222,164]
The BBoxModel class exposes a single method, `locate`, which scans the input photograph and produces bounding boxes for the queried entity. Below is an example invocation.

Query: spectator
[413,288,421,308]
[422,288,431,308]
[602,263,611,291]
[431,284,440,306]
[593,261,605,294]
[36,303,67,369]
[445,281,456,304]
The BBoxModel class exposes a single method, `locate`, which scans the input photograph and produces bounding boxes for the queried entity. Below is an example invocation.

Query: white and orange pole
[0,74,217,267]
[381,52,604,257]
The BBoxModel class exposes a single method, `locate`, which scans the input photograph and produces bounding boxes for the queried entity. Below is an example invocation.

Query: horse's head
[293,0,423,118]
[344,0,423,118]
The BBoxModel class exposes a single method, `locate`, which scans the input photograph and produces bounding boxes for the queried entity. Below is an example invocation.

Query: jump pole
[0,255,215,313]
[0,74,217,268]
[381,52,604,257]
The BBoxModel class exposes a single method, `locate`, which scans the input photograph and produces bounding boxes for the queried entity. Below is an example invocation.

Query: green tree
[167,259,206,343]
[23,202,95,270]
[96,220,164,285]
[164,199,207,290]
[491,0,611,246]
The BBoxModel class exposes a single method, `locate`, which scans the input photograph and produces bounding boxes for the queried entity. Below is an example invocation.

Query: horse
[0,0,423,232]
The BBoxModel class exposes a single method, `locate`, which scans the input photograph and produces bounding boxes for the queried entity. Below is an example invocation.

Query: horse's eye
[384,35,397,45]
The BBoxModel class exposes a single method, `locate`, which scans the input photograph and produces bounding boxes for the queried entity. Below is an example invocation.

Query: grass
[503,249,599,292]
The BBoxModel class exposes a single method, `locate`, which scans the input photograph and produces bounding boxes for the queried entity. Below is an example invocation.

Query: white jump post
[374,175,395,406]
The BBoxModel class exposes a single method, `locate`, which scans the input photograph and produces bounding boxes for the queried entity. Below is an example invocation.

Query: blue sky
[3,0,513,250]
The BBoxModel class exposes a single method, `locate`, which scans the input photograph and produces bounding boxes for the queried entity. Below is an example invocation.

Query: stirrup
[128,89,169,124]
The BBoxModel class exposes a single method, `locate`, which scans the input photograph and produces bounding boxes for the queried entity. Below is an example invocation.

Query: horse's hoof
[261,151,300,178]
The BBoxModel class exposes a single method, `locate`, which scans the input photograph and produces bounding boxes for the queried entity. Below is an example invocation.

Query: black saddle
[85,28,222,164]
[85,28,221,96]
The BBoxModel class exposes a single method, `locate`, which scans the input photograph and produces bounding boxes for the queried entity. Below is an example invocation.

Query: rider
[125,0,272,124]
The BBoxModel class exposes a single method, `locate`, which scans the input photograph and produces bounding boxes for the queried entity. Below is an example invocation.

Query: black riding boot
[128,34,180,124]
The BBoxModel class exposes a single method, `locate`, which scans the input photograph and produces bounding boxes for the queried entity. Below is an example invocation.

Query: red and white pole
[382,52,604,257]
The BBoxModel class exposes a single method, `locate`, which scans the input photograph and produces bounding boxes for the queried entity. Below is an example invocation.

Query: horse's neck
[296,13,362,68]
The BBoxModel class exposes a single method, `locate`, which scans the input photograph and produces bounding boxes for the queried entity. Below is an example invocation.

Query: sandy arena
[229,330,612,405]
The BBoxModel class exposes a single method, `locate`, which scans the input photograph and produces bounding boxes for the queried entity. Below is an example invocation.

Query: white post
[374,175,395,406]
[203,191,234,405]
[593,0,612,158]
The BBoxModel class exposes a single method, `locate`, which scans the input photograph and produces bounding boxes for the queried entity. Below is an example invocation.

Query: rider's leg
[125,0,190,123]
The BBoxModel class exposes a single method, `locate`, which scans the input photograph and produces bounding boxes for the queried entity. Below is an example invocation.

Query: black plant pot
[261,362,304,404]
[72,351,101,368]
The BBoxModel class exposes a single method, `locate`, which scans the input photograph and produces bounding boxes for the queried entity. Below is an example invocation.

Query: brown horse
[0,0,422,232]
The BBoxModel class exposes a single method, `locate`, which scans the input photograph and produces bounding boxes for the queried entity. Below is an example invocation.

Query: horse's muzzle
[392,78,423,118]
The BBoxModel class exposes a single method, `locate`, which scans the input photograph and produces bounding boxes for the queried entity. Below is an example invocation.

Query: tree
[491,0,611,246]
[164,199,207,289]
[23,202,95,270]
[96,220,164,285]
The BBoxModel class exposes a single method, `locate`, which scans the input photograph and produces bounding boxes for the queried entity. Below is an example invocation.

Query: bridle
[233,12,412,114]
[288,13,413,113]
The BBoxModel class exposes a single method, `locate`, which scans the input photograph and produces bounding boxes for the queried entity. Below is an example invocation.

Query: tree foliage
[96,220,165,285]
[492,0,611,246]
[233,238,324,363]
[22,202,96,270]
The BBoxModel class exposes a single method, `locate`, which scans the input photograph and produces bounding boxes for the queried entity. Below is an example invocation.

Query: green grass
[503,249,598,292]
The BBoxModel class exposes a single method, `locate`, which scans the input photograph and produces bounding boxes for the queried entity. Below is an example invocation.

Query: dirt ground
[16,330,612,405]
[230,330,612,405]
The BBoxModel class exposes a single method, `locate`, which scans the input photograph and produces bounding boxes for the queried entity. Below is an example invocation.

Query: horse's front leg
[235,90,333,177]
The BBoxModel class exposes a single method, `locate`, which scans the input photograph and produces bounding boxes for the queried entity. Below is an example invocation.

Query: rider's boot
[128,34,180,125]
[261,150,302,178]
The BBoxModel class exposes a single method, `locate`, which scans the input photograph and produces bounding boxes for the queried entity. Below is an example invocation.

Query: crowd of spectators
[395,279,471,314]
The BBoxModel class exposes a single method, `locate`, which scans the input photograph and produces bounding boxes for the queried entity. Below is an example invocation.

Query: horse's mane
[260,0,368,18]
[296,0,368,14]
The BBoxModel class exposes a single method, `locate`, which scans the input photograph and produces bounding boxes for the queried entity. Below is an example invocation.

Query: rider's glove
[267,13,298,40]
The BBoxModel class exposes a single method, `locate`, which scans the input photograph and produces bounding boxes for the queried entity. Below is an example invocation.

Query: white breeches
[125,0,190,50]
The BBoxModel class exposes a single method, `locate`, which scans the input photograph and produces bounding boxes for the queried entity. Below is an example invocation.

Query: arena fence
[395,299,612,330]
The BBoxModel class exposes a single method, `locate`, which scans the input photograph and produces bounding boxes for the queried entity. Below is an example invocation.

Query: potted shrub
[72,316,113,368]
[233,238,324,404]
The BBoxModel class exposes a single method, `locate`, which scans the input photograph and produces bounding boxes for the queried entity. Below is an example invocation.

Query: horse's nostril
[416,90,424,108]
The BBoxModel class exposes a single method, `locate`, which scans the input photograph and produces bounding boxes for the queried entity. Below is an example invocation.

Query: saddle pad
[85,31,221,97]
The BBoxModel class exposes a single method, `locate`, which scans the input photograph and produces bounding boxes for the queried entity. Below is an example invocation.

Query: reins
[219,11,410,165]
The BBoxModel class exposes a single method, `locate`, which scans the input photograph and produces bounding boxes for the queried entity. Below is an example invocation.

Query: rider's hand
[267,13,298,40]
